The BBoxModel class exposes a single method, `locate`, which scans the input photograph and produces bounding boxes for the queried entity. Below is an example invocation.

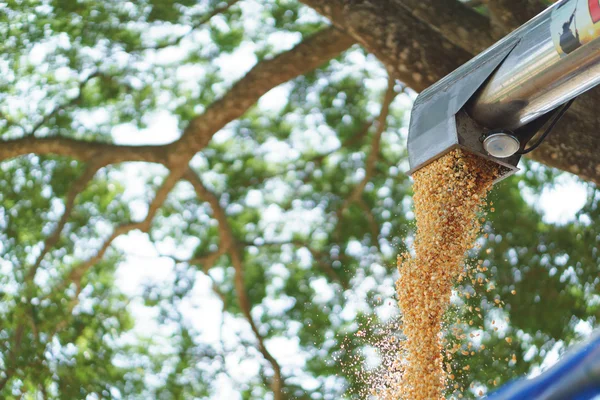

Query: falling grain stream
[391,149,499,399]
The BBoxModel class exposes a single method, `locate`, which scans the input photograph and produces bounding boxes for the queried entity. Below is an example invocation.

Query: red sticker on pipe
[589,0,600,23]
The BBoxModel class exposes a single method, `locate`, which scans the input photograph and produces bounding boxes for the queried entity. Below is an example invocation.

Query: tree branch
[231,246,284,399]
[28,71,101,137]
[306,246,350,291]
[337,76,396,250]
[244,239,350,289]
[169,26,355,163]
[358,197,381,250]
[0,324,24,391]
[207,275,230,377]
[183,169,235,250]
[486,0,545,35]
[189,249,228,272]
[3,170,195,391]
[463,0,485,7]
[0,109,23,133]
[53,171,182,298]
[27,161,104,280]
[166,245,231,377]
[132,0,241,52]
[346,77,396,203]
[226,118,374,189]
[167,248,228,273]
[184,168,284,400]
[299,0,471,91]
[396,0,494,52]
[0,26,353,176]
[302,119,373,184]
[0,136,169,165]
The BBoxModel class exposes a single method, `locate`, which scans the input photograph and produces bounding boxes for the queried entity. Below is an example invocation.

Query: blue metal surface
[487,330,600,400]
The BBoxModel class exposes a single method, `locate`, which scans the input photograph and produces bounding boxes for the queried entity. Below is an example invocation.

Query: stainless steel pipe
[407,0,600,181]
[467,0,600,130]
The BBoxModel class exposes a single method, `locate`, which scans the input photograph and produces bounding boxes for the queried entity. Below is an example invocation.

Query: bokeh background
[0,0,598,399]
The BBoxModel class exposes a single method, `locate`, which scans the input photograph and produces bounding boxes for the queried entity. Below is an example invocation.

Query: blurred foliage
[0,0,599,399]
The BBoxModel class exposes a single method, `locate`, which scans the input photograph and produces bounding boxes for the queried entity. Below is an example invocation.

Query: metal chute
[407,0,600,182]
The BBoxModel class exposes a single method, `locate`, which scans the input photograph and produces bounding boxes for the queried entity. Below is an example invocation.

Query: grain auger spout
[408,0,600,182]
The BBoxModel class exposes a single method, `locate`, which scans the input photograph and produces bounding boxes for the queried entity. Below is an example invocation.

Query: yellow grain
[393,150,499,399]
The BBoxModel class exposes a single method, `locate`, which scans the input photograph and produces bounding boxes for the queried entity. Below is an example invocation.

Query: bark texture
[300,0,472,90]
[394,0,494,52]
[301,0,600,184]
[486,0,546,34]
